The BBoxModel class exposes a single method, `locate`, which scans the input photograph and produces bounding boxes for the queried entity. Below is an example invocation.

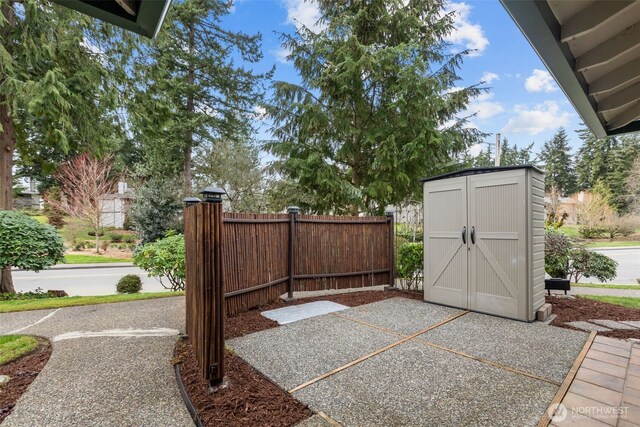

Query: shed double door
[423,172,527,319]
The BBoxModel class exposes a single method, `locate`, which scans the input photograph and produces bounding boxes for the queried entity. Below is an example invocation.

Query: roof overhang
[51,0,172,38]
[500,0,640,137]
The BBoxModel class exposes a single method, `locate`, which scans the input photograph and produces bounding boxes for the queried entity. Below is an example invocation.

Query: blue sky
[221,0,584,158]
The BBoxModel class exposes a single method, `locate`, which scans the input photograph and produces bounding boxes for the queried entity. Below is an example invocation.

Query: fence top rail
[223,218,289,224]
[296,218,388,224]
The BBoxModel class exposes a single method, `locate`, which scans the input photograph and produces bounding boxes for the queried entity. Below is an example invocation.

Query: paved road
[12,266,171,296]
[585,247,640,285]
[0,296,193,427]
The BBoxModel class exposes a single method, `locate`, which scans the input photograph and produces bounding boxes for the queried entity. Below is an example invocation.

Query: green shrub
[123,235,136,244]
[110,233,123,243]
[396,242,423,291]
[568,248,617,283]
[396,228,423,242]
[0,287,66,301]
[544,228,571,278]
[578,225,606,239]
[87,229,105,237]
[545,228,618,282]
[133,232,185,291]
[0,211,65,273]
[116,274,142,294]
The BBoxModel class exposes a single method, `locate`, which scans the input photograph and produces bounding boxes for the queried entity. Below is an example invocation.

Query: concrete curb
[11,262,135,271]
[589,246,640,251]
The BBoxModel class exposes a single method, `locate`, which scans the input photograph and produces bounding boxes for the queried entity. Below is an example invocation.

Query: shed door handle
[462,226,467,244]
[470,226,476,244]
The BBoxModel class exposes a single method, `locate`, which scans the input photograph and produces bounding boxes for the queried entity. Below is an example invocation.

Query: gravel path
[0,297,193,427]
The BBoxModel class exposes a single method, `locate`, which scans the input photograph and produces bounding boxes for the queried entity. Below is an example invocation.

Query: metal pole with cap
[286,206,300,300]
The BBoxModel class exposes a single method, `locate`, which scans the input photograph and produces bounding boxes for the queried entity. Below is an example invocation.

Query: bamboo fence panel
[184,207,393,383]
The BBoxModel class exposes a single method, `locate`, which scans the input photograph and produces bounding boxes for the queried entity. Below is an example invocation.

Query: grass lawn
[580,295,640,309]
[63,254,132,264]
[0,335,39,365]
[0,292,184,313]
[32,215,48,224]
[573,283,640,289]
[557,224,581,238]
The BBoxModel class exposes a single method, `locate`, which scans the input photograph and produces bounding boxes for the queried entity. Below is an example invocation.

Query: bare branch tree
[49,154,119,253]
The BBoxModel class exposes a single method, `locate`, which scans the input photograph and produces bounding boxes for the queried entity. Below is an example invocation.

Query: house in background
[99,182,134,229]
[14,178,42,210]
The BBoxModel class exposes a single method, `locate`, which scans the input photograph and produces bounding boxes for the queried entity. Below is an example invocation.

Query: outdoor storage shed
[422,165,545,322]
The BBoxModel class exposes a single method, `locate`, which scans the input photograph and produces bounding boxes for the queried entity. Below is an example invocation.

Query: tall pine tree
[266,0,483,215]
[128,0,271,191]
[539,128,576,195]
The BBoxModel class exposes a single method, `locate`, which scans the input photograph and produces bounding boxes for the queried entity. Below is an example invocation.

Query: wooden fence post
[201,187,226,386]
[286,206,300,300]
[385,209,395,288]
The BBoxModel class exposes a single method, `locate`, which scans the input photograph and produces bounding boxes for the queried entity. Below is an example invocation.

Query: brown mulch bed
[0,337,52,423]
[225,288,422,339]
[176,341,311,427]
[547,295,640,340]
[177,289,422,426]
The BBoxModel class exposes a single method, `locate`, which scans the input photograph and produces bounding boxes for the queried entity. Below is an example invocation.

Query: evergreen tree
[499,139,537,166]
[128,0,271,191]
[539,128,576,195]
[0,1,122,292]
[575,127,640,212]
[266,0,483,215]
[575,127,618,191]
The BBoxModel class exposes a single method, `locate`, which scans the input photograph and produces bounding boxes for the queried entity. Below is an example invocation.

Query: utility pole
[495,133,501,166]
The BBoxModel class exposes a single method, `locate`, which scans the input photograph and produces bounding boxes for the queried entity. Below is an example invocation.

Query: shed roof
[420,165,543,183]
[500,0,640,137]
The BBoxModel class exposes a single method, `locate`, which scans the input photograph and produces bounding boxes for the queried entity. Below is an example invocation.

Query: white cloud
[253,105,267,120]
[469,100,504,120]
[444,2,489,56]
[466,91,504,120]
[524,69,558,93]
[467,143,484,156]
[282,0,325,32]
[501,101,570,135]
[481,71,499,84]
[273,47,291,64]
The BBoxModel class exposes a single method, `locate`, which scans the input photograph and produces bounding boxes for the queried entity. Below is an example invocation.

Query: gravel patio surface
[231,297,591,427]
[0,296,192,427]
[336,297,465,335]
[420,311,588,384]
[293,340,557,427]
[228,314,399,391]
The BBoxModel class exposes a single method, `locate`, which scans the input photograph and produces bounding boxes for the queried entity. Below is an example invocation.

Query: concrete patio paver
[0,296,192,427]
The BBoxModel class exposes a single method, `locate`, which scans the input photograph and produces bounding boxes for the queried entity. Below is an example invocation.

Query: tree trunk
[0,0,16,293]
[184,22,195,194]
[0,267,15,294]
